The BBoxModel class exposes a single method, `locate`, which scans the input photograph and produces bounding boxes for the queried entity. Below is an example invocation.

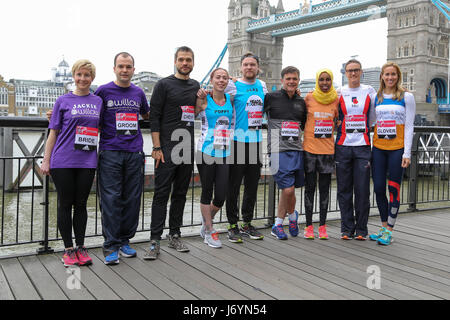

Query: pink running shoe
[304,225,315,239]
[318,225,329,240]
[76,246,93,266]
[62,249,80,267]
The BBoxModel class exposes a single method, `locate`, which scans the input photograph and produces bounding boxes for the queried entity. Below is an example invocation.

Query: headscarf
[312,68,338,105]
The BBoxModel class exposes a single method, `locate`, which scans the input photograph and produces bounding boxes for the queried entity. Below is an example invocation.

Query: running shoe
[318,225,329,240]
[104,250,120,265]
[120,244,137,258]
[227,224,243,243]
[200,223,206,239]
[168,234,190,252]
[341,233,353,240]
[288,210,299,237]
[377,229,393,246]
[271,224,288,240]
[76,246,93,266]
[240,222,264,240]
[62,249,80,267]
[304,225,315,239]
[369,227,385,241]
[143,240,160,260]
[354,235,367,241]
[204,230,222,248]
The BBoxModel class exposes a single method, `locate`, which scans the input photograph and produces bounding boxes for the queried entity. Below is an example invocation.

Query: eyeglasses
[346,69,361,73]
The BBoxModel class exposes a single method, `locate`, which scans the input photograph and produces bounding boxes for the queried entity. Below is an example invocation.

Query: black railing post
[37,174,53,254]
[266,175,276,227]
[37,129,54,255]
[407,132,420,212]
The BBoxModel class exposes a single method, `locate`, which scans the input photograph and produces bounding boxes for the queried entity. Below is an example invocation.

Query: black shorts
[304,151,335,174]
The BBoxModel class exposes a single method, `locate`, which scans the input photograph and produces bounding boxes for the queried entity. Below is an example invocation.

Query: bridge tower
[228,0,284,91]
[387,0,449,124]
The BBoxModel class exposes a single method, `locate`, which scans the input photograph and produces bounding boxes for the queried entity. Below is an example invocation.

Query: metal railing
[1,117,449,256]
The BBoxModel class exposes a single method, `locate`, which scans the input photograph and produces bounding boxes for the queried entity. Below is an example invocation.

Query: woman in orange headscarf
[302,69,339,240]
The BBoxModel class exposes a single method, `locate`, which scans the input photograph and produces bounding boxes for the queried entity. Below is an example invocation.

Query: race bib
[281,121,299,141]
[377,120,397,139]
[345,115,366,133]
[213,129,231,149]
[74,126,98,151]
[246,95,263,130]
[116,113,138,135]
[314,120,333,138]
[181,106,195,125]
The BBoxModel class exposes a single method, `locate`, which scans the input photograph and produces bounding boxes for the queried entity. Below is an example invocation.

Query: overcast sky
[0,0,387,86]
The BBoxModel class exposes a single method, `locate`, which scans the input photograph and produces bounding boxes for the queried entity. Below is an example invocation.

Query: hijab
[312,68,338,105]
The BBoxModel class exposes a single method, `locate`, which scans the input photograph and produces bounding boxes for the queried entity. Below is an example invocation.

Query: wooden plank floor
[1,208,449,300]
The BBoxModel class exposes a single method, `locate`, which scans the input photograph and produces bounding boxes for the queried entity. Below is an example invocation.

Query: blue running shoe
[104,250,119,265]
[369,227,385,241]
[288,210,299,237]
[271,224,288,240]
[377,229,393,246]
[120,244,137,258]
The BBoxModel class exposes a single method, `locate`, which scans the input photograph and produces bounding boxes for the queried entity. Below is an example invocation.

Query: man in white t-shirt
[336,59,376,240]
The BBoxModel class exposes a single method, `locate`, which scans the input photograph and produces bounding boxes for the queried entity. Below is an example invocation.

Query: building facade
[228,0,285,91]
[387,0,449,124]
[0,75,15,116]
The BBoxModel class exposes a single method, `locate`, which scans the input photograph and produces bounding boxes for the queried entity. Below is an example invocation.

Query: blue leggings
[372,147,404,228]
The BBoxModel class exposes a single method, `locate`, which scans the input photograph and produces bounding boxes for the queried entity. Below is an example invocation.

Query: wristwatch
[153,146,162,151]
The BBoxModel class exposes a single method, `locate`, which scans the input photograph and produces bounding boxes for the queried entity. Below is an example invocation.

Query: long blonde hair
[376,62,405,104]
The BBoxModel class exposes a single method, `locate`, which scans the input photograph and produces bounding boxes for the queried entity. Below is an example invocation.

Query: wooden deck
[1,208,449,300]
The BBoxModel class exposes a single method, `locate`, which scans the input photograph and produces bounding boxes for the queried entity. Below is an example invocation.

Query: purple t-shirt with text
[49,92,103,169]
[95,82,150,152]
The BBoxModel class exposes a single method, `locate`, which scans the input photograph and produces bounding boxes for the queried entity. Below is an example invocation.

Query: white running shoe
[204,230,222,248]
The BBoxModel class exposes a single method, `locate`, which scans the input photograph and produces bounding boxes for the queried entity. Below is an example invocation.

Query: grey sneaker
[143,240,160,260]
[200,222,206,239]
[204,230,222,248]
[168,234,190,252]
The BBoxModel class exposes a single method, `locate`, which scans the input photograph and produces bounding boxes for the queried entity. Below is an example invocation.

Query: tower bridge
[226,0,450,125]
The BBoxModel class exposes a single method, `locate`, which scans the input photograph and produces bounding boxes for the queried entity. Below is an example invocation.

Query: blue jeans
[98,150,144,253]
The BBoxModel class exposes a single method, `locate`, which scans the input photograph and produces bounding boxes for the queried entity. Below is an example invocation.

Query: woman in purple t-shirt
[41,59,102,267]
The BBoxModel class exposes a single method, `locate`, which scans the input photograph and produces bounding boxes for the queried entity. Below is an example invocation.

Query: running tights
[372,147,404,228]
[304,171,331,226]
[50,168,96,248]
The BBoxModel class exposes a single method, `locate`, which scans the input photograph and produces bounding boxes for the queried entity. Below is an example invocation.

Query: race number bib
[213,129,231,149]
[181,106,195,125]
[74,126,98,151]
[314,120,333,138]
[116,113,138,135]
[246,95,263,130]
[377,120,397,139]
[281,121,299,141]
[345,115,366,133]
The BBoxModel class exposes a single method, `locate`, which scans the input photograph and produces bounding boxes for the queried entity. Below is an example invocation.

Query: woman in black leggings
[41,59,102,267]
[195,68,234,248]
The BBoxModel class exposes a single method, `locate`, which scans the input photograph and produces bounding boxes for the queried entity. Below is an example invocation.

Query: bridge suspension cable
[200,44,228,87]
[431,0,450,20]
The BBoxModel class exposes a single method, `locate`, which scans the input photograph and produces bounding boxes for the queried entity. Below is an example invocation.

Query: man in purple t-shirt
[95,52,150,265]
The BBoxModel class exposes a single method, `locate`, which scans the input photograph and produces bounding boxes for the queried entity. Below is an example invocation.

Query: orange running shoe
[303,225,315,239]
[318,225,329,240]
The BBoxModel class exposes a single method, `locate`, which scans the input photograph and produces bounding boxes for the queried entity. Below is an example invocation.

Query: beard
[177,66,193,76]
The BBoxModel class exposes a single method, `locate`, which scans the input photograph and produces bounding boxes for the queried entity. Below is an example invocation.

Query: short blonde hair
[72,59,96,80]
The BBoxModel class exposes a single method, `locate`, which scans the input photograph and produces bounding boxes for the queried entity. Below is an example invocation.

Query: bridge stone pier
[227,0,450,125]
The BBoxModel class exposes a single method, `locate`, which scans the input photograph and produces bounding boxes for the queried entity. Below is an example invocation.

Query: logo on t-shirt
[352,97,359,106]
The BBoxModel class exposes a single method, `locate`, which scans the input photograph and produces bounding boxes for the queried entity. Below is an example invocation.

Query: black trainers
[227,224,243,243]
[143,240,160,260]
[168,234,190,252]
[240,222,264,240]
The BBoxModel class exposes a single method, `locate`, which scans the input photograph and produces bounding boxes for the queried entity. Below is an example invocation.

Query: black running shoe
[227,224,243,243]
[240,222,264,240]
